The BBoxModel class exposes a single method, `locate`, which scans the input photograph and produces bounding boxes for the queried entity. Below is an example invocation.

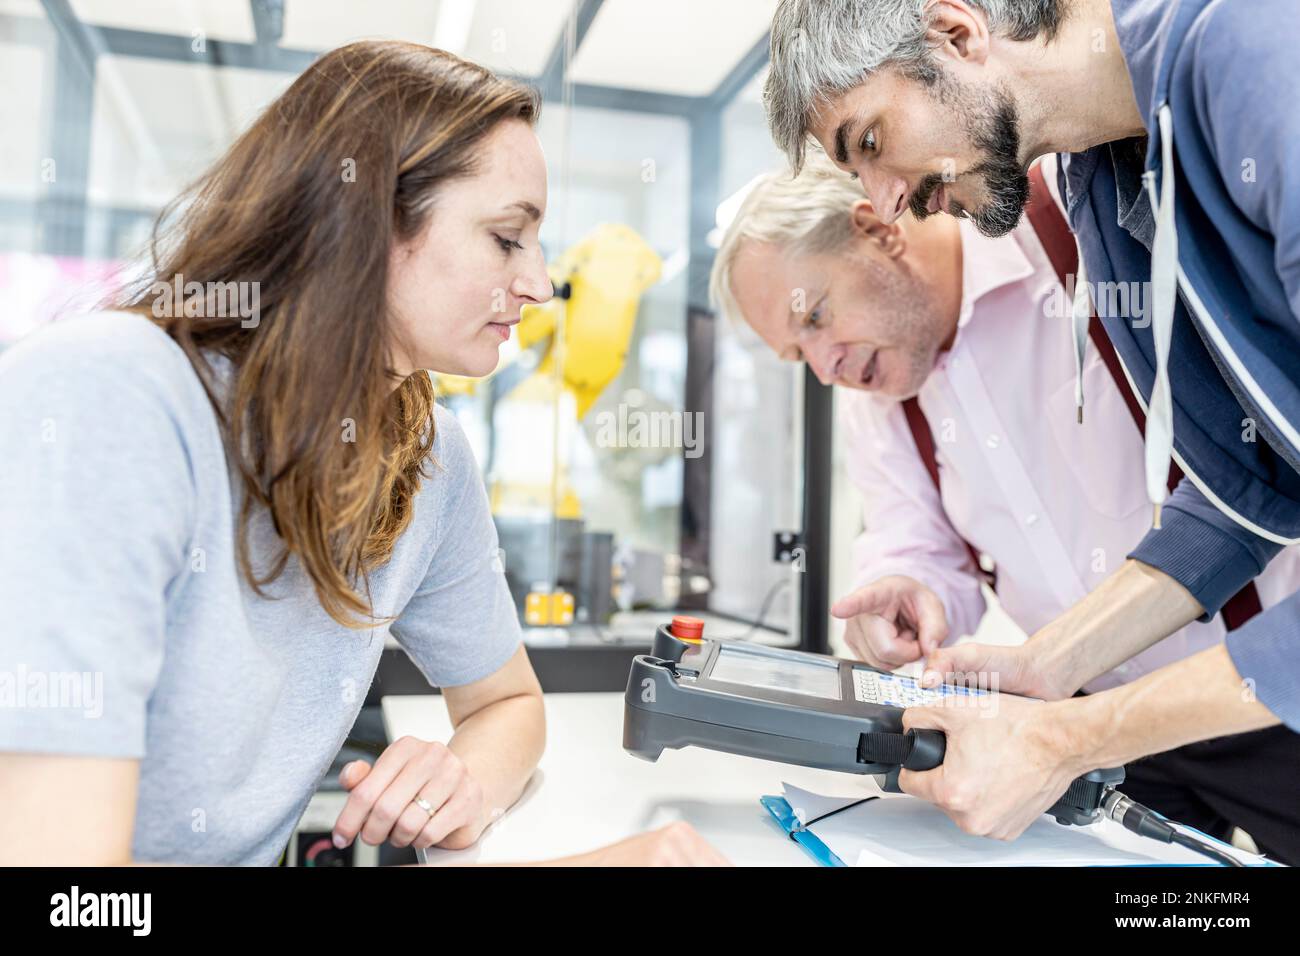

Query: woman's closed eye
[493,233,524,255]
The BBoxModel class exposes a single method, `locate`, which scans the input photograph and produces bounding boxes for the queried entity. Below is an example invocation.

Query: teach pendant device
[623,617,1122,827]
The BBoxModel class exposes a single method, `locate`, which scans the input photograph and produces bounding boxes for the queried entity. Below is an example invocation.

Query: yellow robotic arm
[435,222,662,418]
[538,222,662,417]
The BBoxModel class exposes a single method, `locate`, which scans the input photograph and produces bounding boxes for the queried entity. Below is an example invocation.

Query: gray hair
[764,0,1065,171]
[709,150,868,325]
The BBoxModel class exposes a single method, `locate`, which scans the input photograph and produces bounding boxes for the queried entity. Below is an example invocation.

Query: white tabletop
[381,691,865,865]
[381,691,1262,867]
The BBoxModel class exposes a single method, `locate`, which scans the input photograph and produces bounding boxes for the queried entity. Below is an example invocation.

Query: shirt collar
[955,216,1036,331]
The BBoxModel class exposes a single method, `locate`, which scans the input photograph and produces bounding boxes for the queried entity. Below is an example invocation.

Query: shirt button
[1025,513,1039,526]
[986,434,1000,449]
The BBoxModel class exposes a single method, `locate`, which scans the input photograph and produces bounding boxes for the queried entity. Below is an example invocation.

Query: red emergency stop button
[670,615,705,643]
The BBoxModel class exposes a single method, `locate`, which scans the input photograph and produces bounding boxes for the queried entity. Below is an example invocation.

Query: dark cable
[789,796,879,838]
[739,577,792,640]
[1101,790,1247,867]
[1172,831,1246,868]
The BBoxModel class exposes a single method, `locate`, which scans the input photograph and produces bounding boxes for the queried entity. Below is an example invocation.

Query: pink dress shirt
[842,196,1300,693]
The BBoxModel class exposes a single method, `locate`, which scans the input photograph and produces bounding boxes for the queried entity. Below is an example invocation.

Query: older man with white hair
[711,150,1300,863]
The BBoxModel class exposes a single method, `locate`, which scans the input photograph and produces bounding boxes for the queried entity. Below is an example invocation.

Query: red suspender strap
[1023,163,1261,631]
[1220,568,1265,629]
[902,396,942,490]
[901,396,994,588]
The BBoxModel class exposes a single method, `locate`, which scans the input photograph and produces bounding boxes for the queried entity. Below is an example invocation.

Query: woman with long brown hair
[0,41,722,866]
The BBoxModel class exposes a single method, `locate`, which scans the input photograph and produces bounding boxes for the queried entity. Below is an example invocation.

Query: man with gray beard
[763,0,1300,859]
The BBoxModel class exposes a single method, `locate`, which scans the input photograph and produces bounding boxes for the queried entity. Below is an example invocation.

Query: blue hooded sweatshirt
[1058,0,1300,729]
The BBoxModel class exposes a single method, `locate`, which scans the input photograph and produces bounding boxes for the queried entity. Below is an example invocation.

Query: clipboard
[761,790,1279,867]
[760,795,847,867]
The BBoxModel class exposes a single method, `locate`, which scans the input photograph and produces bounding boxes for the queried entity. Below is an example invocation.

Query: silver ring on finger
[413,796,436,817]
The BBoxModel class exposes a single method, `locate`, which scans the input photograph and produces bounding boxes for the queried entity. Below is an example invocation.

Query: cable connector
[1101,789,1244,866]
[1102,789,1175,841]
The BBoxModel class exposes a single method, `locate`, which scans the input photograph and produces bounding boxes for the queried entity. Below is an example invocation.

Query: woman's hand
[569,822,731,866]
[332,736,488,852]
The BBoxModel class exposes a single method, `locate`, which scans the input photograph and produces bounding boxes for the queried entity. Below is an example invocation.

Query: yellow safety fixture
[524,589,575,627]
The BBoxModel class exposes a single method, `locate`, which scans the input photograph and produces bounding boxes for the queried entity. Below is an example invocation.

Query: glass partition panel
[0,0,817,654]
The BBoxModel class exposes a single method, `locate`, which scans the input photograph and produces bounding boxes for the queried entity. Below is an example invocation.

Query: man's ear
[850,200,907,259]
[924,0,991,66]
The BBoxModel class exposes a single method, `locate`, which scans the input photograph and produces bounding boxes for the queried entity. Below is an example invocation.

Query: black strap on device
[858,728,946,769]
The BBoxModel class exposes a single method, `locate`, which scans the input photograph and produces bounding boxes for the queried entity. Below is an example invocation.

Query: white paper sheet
[781,783,1272,867]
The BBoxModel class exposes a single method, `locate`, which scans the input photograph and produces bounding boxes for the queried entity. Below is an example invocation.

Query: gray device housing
[624,626,915,774]
[623,626,1125,826]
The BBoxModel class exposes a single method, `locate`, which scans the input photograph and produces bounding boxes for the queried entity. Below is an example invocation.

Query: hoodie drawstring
[1070,104,1177,531]
[1071,258,1091,425]
[1142,104,1179,531]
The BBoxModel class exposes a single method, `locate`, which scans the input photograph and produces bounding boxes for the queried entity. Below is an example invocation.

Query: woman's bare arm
[0,752,141,865]
[440,645,546,848]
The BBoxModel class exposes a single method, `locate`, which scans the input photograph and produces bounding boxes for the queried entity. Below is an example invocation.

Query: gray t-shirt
[0,312,521,865]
